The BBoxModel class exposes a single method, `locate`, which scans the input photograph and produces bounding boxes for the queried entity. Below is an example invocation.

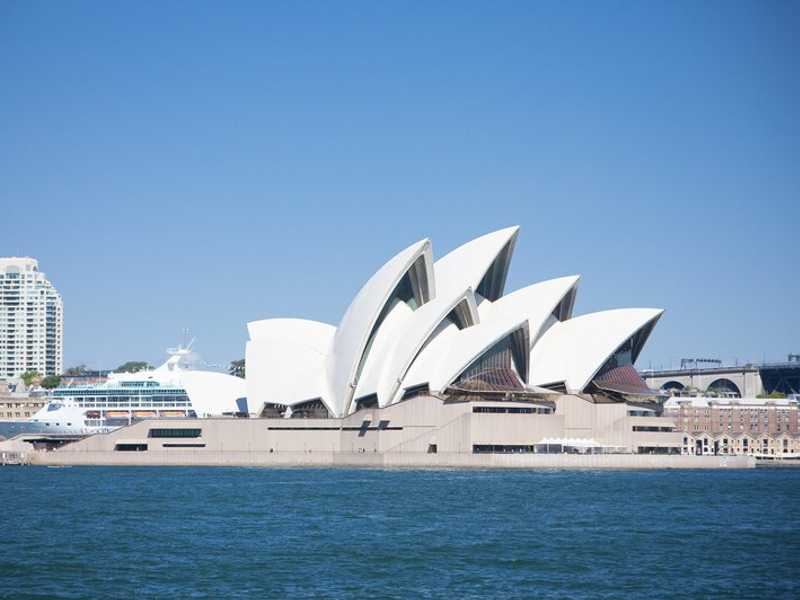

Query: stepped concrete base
[3,395,755,469]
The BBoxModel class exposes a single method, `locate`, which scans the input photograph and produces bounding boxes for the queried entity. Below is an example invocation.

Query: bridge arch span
[660,380,685,394]
[706,378,741,398]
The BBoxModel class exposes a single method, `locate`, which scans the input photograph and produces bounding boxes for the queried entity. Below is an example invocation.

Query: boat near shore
[0,345,245,441]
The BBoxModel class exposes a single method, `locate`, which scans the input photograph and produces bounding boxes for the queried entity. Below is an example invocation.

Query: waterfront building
[0,257,63,378]
[238,226,681,455]
[1,227,690,464]
[664,396,800,457]
[20,393,687,465]
[0,380,46,419]
[678,430,800,458]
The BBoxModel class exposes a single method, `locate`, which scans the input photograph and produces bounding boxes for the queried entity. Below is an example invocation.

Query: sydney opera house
[237,226,682,458]
[10,226,701,466]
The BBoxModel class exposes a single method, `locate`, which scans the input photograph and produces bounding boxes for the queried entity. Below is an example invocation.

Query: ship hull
[0,420,56,440]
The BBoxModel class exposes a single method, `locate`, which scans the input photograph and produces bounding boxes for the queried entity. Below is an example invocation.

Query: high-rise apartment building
[0,258,63,378]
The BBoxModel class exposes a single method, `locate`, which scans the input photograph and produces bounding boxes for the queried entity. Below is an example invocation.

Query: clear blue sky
[1,1,797,371]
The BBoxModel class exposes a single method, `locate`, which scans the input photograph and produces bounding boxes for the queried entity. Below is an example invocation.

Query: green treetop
[229,359,245,379]
[40,375,62,389]
[21,371,40,387]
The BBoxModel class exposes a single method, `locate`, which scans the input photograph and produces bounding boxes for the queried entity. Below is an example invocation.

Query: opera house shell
[246,226,663,420]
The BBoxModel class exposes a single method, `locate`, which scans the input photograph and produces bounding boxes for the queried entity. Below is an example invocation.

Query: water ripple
[0,467,798,599]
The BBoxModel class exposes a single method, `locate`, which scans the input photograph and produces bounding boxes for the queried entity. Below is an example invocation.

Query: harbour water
[1,467,797,599]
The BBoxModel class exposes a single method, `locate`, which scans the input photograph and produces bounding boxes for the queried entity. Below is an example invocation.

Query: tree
[64,364,89,376]
[115,361,153,373]
[229,359,245,379]
[21,371,40,387]
[757,390,786,399]
[40,375,62,389]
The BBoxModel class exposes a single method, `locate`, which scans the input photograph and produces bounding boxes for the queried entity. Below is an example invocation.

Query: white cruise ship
[0,345,246,440]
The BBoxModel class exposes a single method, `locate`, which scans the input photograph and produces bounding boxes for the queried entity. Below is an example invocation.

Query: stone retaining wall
[30,449,755,469]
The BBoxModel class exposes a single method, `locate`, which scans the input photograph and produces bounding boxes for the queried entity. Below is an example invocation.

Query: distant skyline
[1,1,798,371]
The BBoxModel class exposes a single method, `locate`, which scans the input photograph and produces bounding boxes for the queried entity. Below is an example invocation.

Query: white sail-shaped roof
[477,275,580,347]
[326,239,434,416]
[401,276,577,396]
[435,226,519,302]
[529,308,663,393]
[403,316,530,394]
[245,319,335,416]
[248,318,335,354]
[374,288,479,406]
[179,371,247,418]
[351,297,416,404]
